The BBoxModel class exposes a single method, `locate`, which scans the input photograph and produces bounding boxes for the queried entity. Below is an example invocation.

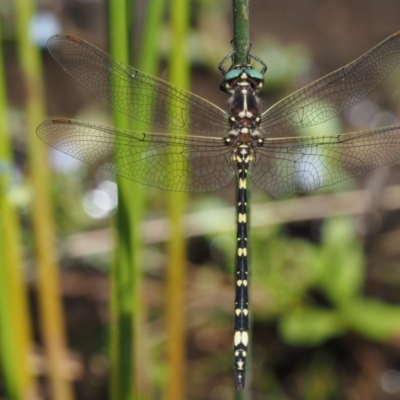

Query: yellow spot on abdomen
[238,213,247,223]
[233,331,249,348]
[242,332,249,346]
[238,248,248,257]
[234,331,242,346]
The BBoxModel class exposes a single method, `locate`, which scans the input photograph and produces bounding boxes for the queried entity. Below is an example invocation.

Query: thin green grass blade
[13,0,74,399]
[108,2,136,399]
[109,0,164,398]
[0,26,21,400]
[165,0,190,399]
[132,0,165,396]
[0,26,36,397]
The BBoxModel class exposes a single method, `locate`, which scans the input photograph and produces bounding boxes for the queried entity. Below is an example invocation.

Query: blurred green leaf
[313,217,364,306]
[280,307,344,345]
[344,299,400,340]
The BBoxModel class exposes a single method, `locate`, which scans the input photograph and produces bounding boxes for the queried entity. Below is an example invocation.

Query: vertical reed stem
[14,1,74,398]
[165,0,190,398]
[0,25,37,400]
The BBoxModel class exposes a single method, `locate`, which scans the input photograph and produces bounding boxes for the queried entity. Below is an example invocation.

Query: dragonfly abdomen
[233,150,251,391]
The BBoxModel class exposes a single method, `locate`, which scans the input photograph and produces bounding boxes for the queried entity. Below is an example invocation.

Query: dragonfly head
[220,65,265,94]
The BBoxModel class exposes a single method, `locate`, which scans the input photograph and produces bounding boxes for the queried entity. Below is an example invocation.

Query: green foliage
[280,308,344,345]
[344,299,400,340]
[317,218,365,303]
[253,215,400,347]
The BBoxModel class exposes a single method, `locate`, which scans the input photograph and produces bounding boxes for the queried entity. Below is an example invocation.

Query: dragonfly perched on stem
[38,32,400,391]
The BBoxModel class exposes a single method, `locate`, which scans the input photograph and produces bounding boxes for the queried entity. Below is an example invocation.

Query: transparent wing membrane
[37,119,234,192]
[251,126,400,194]
[38,119,400,195]
[39,33,400,196]
[47,35,229,136]
[262,32,400,136]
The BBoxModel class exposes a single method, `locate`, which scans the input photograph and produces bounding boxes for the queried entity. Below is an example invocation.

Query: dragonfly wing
[37,119,234,192]
[251,126,400,195]
[262,32,400,135]
[47,35,229,136]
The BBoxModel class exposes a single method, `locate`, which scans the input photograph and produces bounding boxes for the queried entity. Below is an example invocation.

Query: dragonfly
[37,32,400,391]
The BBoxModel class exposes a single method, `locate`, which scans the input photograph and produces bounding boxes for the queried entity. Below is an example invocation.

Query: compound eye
[245,68,264,80]
[224,68,242,81]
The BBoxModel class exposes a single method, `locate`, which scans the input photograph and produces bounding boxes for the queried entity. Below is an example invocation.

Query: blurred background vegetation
[2,0,400,399]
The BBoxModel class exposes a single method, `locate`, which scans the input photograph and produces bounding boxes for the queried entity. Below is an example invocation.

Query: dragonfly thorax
[225,66,263,151]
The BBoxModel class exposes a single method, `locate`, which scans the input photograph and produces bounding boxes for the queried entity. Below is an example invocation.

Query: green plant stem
[0,25,37,400]
[14,1,74,399]
[232,0,250,64]
[133,1,165,395]
[109,1,137,400]
[165,0,190,399]
[109,1,164,399]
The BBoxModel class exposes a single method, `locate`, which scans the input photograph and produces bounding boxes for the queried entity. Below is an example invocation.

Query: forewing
[47,35,229,136]
[37,119,235,192]
[251,126,400,195]
[262,32,400,135]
